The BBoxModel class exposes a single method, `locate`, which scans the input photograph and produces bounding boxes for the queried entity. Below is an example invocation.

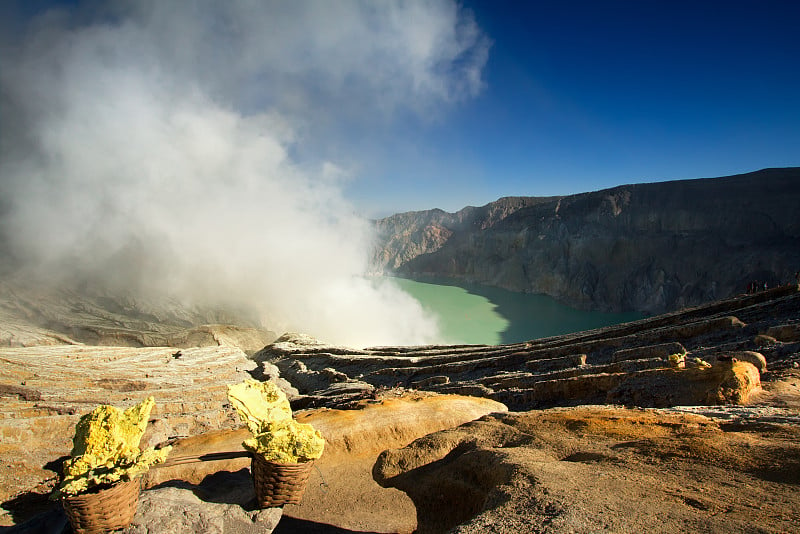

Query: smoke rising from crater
[0,1,490,347]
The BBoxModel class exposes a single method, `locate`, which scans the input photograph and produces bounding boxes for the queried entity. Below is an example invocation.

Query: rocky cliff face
[371,168,800,313]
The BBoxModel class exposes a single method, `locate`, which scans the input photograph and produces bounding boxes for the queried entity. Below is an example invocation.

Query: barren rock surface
[1,283,799,533]
[258,286,800,411]
[0,344,257,524]
[375,405,800,533]
[0,279,277,351]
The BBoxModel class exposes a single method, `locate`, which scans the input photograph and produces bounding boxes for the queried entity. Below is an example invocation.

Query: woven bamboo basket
[251,454,314,507]
[61,477,141,534]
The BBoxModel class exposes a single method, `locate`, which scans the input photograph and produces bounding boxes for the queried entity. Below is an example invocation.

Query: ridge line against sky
[347,0,800,216]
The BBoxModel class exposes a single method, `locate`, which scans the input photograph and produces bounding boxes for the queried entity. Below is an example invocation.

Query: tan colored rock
[375,406,800,534]
[169,324,278,355]
[765,323,800,342]
[146,393,505,534]
[674,316,745,338]
[721,351,767,373]
[607,360,761,407]
[125,484,282,534]
[0,345,257,509]
[612,342,686,363]
[754,334,777,347]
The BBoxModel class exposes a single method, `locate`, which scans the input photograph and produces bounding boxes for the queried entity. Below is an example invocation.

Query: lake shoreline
[383,275,645,345]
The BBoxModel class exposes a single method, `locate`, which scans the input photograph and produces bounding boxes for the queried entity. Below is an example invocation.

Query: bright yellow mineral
[243,419,325,463]
[54,396,171,497]
[227,379,324,463]
[226,379,293,434]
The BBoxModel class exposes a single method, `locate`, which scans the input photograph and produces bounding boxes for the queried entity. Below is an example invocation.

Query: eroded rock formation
[372,167,800,313]
[257,285,800,411]
[373,406,800,533]
[1,282,798,532]
[0,279,277,352]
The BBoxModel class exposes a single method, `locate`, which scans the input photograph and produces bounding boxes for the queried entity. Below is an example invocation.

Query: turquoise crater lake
[390,277,645,345]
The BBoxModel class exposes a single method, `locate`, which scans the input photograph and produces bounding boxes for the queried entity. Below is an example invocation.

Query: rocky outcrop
[2,279,799,531]
[372,197,555,271]
[373,405,800,534]
[257,286,800,412]
[0,279,277,352]
[372,167,800,313]
[5,391,505,533]
[0,344,258,523]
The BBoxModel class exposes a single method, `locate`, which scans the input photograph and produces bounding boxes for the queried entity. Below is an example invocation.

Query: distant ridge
[371,168,800,313]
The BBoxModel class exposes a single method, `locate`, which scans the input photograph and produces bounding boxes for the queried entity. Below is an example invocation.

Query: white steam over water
[0,1,489,347]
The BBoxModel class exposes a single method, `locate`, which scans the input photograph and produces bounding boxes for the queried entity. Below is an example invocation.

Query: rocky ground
[1,284,799,533]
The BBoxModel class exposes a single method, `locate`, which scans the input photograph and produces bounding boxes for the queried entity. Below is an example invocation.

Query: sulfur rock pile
[227,380,324,463]
[54,396,171,497]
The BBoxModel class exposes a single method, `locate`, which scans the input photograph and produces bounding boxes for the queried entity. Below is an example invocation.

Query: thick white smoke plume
[0,1,489,347]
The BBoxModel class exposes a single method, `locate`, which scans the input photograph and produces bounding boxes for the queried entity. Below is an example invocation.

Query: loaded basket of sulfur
[227,379,325,507]
[53,396,171,534]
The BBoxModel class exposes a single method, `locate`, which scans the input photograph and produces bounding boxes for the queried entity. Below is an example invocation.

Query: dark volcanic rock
[371,168,800,313]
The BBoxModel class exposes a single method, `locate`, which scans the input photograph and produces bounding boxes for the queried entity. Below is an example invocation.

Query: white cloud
[0,0,487,346]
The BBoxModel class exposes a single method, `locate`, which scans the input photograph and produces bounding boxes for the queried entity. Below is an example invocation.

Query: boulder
[126,479,282,534]
[607,360,761,407]
[765,324,800,342]
[720,351,767,373]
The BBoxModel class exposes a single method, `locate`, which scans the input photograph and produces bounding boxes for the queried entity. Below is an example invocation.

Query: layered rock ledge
[1,285,798,532]
[257,285,800,411]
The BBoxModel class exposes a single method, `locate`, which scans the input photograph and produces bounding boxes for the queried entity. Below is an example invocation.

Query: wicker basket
[251,454,314,507]
[61,477,141,534]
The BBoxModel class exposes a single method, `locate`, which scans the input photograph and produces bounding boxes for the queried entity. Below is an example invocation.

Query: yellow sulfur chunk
[70,396,154,458]
[227,379,292,434]
[54,397,171,497]
[227,379,325,463]
[243,419,325,463]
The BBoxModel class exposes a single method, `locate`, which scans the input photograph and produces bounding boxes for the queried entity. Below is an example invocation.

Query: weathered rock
[0,345,257,510]
[372,168,800,314]
[374,406,800,534]
[285,393,507,533]
[143,392,506,534]
[3,280,800,531]
[125,482,282,534]
[766,323,800,342]
[612,342,686,362]
[607,360,761,406]
[257,290,798,413]
[168,324,278,355]
[755,334,778,347]
[721,350,768,373]
[0,279,276,352]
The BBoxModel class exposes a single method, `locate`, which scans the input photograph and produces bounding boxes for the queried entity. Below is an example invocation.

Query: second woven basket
[251,454,315,508]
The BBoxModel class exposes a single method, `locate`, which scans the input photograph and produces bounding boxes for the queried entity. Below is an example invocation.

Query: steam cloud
[0,1,489,347]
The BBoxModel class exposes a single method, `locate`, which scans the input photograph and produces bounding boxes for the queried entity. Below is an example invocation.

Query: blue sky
[347,1,800,214]
[4,1,799,218]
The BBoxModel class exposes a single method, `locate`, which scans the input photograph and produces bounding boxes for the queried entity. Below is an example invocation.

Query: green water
[391,277,645,345]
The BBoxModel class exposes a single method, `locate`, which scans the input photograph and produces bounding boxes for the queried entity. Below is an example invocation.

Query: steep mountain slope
[372,168,800,313]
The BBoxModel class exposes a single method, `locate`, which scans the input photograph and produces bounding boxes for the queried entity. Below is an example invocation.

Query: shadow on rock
[149,468,257,508]
[273,516,383,534]
[373,435,515,534]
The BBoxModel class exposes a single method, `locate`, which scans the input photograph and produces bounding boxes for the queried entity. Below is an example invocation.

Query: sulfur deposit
[227,380,324,463]
[55,397,171,497]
